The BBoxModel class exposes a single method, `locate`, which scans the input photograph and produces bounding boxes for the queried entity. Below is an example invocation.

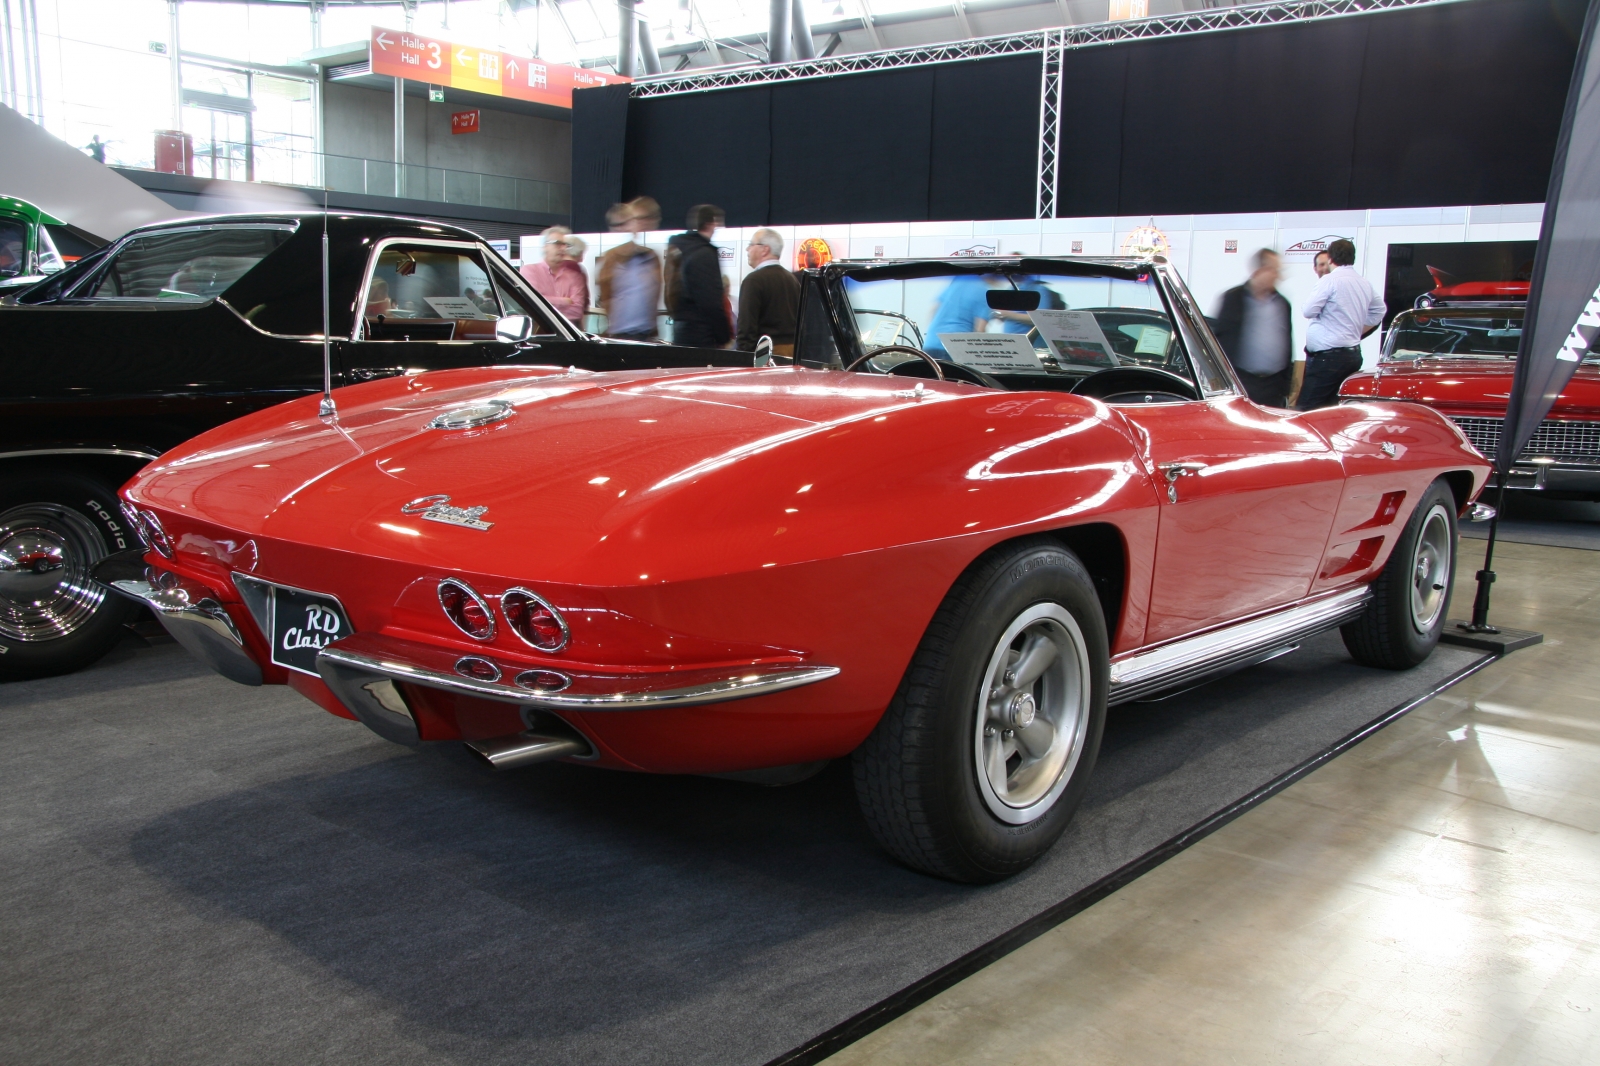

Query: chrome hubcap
[0,504,108,643]
[1409,503,1453,633]
[974,603,1092,825]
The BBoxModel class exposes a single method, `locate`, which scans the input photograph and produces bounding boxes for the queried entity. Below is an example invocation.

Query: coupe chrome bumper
[314,631,840,745]
[91,549,262,686]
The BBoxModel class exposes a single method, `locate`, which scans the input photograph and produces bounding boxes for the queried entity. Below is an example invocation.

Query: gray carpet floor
[0,630,1485,1066]
[1462,495,1600,551]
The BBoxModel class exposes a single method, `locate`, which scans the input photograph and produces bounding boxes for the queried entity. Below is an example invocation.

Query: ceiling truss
[629,0,1470,97]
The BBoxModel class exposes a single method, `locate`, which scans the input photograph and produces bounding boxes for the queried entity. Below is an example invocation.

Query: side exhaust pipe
[466,730,591,771]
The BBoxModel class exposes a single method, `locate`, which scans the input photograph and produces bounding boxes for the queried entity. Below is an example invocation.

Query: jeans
[1297,346,1363,410]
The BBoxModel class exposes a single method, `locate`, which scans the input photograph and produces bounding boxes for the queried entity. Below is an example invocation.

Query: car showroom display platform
[0,631,1490,1066]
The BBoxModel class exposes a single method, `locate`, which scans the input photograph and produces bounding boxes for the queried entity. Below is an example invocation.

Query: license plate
[267,584,353,675]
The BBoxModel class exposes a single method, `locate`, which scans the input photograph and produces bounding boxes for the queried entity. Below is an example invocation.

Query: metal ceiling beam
[951,0,973,40]
[630,0,1473,96]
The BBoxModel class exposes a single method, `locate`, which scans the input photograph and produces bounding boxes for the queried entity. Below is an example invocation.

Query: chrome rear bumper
[91,549,262,686]
[314,631,840,745]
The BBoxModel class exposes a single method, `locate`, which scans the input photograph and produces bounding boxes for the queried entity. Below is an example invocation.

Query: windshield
[0,219,26,278]
[841,267,1191,384]
[1384,312,1526,360]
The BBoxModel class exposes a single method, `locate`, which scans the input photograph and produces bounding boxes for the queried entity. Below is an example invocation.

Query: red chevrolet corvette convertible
[101,257,1491,882]
[1341,305,1600,499]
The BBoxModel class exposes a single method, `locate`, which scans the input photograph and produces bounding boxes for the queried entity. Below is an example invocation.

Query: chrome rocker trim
[314,631,840,744]
[1108,586,1372,705]
[92,551,262,686]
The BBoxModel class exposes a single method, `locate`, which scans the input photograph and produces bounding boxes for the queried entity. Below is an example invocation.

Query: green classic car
[0,196,103,297]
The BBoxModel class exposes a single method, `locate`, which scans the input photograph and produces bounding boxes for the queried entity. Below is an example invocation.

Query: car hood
[128,365,1119,588]
[1340,359,1600,418]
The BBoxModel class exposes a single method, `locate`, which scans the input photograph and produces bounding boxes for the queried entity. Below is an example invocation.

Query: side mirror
[753,335,774,367]
[494,315,533,343]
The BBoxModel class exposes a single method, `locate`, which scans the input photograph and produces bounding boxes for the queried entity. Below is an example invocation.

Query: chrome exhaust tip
[465,730,591,770]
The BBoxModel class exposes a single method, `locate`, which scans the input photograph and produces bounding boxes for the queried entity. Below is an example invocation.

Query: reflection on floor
[825,539,1600,1065]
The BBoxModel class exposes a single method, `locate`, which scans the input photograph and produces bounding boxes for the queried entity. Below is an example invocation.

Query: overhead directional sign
[368,26,627,110]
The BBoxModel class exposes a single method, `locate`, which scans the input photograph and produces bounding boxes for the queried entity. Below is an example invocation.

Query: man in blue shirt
[1292,239,1385,409]
[926,275,1001,357]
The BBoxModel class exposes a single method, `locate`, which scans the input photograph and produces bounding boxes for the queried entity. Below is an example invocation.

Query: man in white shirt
[1291,239,1385,409]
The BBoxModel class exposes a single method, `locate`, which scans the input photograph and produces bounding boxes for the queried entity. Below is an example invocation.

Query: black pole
[1460,470,1508,634]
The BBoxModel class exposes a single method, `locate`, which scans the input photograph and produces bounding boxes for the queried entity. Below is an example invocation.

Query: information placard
[423,295,494,320]
[939,333,1046,374]
[1028,310,1118,366]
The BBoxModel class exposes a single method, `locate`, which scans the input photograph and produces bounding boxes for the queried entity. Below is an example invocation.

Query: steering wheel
[847,344,946,381]
[1070,366,1200,404]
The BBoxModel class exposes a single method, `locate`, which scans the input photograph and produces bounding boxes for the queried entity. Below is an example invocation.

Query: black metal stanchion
[1458,471,1507,634]
[1441,470,1542,656]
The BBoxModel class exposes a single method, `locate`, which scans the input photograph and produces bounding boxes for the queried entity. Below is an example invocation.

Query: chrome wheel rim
[0,503,109,643]
[1409,503,1453,634]
[973,603,1092,825]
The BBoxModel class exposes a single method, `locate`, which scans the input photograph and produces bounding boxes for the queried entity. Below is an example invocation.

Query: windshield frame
[1381,307,1531,362]
[819,256,1224,394]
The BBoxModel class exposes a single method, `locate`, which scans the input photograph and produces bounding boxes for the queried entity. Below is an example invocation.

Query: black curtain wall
[570,0,1587,231]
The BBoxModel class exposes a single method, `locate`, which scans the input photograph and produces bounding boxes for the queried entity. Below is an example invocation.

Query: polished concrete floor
[826,539,1600,1066]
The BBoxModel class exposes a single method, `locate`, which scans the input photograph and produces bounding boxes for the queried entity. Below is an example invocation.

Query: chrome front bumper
[91,550,262,686]
[1502,461,1600,494]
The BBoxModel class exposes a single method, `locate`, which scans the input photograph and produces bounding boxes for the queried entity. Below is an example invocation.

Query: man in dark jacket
[665,204,731,348]
[1211,248,1293,406]
[736,228,801,355]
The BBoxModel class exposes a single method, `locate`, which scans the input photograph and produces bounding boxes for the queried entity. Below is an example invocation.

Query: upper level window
[85,226,290,302]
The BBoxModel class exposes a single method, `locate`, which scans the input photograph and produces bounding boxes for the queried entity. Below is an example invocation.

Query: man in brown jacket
[596,197,662,340]
[736,228,800,356]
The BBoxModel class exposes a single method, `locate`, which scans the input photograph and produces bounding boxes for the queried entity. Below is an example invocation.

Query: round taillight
[140,509,173,558]
[438,579,495,640]
[501,587,568,652]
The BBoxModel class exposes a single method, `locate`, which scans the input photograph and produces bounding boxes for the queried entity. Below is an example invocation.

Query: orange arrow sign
[369,26,626,109]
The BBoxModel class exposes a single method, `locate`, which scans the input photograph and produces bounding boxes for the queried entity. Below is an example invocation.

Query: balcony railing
[145,142,571,217]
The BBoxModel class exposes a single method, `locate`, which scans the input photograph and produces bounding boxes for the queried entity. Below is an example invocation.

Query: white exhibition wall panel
[566,203,1545,366]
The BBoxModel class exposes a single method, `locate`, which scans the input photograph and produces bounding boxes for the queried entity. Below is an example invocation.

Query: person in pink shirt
[521,226,588,324]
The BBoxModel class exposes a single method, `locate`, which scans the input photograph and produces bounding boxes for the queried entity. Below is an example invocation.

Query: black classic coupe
[0,211,746,679]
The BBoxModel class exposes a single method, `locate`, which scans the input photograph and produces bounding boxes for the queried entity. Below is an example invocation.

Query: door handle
[1158,461,1207,503]
[350,366,405,382]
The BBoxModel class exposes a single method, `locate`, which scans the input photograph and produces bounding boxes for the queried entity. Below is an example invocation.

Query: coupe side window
[85,227,289,302]
[0,219,25,278]
[361,244,516,341]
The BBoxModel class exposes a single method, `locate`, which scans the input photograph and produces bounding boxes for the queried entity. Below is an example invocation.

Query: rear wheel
[1342,478,1457,669]
[853,539,1109,883]
[0,470,139,680]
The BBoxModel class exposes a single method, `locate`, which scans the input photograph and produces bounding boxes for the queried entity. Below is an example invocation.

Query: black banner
[1503,0,1600,471]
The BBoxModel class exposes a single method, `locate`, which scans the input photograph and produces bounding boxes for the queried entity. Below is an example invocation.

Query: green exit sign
[428,85,444,103]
